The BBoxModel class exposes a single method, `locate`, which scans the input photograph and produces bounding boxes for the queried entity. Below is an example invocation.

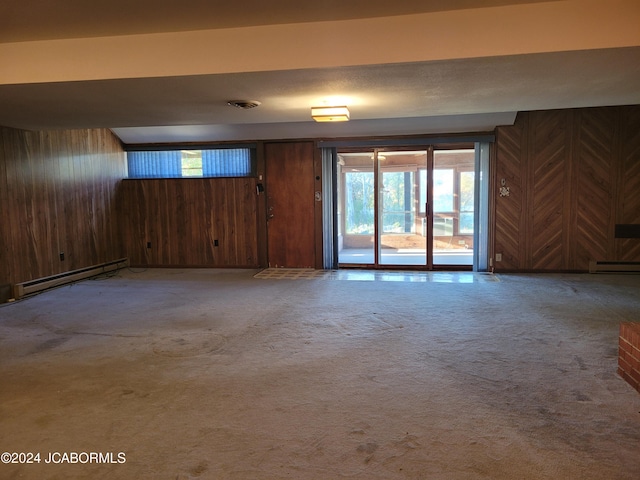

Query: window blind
[202,148,252,177]
[127,148,254,179]
[127,150,182,178]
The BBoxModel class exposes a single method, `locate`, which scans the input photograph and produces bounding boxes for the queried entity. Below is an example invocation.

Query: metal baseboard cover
[12,258,129,299]
[589,261,640,273]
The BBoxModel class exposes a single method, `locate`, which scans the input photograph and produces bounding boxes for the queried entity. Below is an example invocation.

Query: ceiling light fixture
[311,105,350,122]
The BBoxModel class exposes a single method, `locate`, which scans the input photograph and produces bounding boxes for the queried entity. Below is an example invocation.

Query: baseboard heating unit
[12,258,129,299]
[589,261,640,274]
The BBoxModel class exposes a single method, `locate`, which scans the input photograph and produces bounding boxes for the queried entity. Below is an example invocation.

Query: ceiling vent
[227,100,261,109]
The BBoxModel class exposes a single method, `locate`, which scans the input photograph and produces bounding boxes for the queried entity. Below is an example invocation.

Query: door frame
[333,142,480,271]
[335,146,434,270]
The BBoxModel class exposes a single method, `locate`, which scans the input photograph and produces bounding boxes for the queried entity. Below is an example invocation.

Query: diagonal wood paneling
[574,108,616,269]
[618,106,640,261]
[494,105,640,271]
[494,113,526,270]
[529,110,567,271]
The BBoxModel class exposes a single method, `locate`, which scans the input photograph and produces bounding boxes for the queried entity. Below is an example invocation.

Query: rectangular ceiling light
[311,106,350,122]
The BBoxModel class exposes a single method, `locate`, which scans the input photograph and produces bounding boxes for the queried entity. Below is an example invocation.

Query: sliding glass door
[378,151,428,266]
[338,152,375,264]
[337,146,476,269]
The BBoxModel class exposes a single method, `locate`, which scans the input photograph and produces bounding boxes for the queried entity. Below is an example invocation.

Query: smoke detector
[227,100,261,109]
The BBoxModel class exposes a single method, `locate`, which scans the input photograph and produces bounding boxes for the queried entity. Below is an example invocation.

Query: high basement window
[126,147,255,179]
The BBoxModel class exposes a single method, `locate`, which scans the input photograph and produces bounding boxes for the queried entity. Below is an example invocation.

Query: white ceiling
[0,0,639,144]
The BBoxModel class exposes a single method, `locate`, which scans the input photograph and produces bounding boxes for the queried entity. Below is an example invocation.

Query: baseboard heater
[12,258,129,299]
[589,261,640,274]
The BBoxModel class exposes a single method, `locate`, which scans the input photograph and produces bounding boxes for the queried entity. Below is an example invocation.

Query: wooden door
[264,142,316,268]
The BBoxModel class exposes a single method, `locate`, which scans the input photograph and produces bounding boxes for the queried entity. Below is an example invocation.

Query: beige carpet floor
[0,269,639,479]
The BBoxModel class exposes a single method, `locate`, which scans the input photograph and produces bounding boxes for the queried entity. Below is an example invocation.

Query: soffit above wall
[0,0,562,43]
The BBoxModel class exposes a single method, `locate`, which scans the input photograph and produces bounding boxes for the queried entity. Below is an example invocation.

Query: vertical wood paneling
[494,105,640,271]
[43,132,59,276]
[13,130,28,279]
[0,129,13,285]
[119,178,259,267]
[0,126,126,286]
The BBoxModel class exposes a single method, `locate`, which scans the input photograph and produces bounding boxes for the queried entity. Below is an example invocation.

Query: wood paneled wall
[3,107,637,279]
[494,105,640,272]
[119,178,259,267]
[0,127,126,286]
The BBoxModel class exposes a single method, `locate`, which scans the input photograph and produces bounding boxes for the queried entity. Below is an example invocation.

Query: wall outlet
[495,253,502,262]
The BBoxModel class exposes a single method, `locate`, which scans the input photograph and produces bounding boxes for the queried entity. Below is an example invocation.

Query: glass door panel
[378,151,428,266]
[337,153,375,265]
[433,149,475,266]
